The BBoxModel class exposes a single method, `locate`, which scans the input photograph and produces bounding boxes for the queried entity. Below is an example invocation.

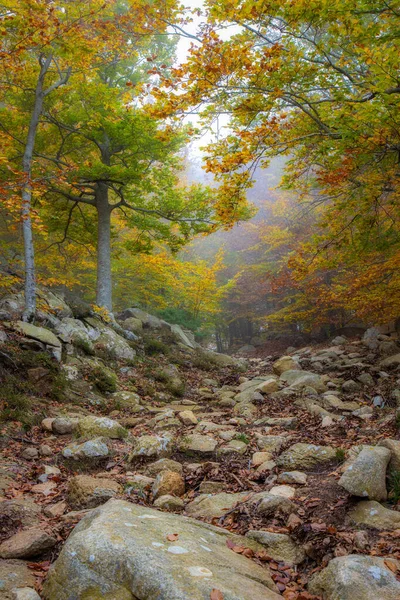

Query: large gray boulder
[349,500,400,530]
[276,443,337,469]
[42,499,280,600]
[308,554,400,600]
[280,370,326,393]
[338,446,390,501]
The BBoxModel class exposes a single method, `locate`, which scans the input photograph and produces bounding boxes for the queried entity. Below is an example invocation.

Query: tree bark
[95,182,113,312]
[21,61,49,321]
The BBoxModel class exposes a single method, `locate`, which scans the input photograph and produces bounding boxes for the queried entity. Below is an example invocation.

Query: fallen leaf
[384,559,398,574]
[210,589,224,600]
[166,533,179,542]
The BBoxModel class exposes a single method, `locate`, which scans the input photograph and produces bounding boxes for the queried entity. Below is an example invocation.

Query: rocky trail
[1,293,400,599]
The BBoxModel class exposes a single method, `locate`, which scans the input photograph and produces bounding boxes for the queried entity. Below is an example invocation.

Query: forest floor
[1,324,400,599]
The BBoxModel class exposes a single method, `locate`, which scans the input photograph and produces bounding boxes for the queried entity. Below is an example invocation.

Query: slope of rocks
[0,294,400,599]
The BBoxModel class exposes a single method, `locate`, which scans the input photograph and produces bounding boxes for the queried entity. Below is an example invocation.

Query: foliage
[154,0,400,330]
[87,365,118,394]
[143,337,170,356]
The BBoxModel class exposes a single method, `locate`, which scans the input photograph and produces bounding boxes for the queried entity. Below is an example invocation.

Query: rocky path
[1,307,400,599]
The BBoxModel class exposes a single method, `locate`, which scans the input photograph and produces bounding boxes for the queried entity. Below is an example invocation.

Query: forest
[0,2,400,600]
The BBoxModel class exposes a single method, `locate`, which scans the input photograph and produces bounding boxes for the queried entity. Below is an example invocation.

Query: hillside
[0,289,399,599]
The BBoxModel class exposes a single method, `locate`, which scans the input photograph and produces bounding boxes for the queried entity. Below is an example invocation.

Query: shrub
[144,338,169,356]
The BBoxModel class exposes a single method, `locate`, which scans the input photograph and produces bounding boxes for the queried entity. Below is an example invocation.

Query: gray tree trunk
[21,54,70,321]
[95,182,113,312]
[21,62,49,321]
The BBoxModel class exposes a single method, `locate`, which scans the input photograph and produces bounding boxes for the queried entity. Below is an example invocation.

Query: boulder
[269,485,296,499]
[256,435,286,453]
[122,317,143,334]
[217,440,247,456]
[378,438,400,472]
[178,410,198,426]
[338,446,390,501]
[11,588,41,600]
[170,324,196,349]
[153,495,185,512]
[379,353,400,368]
[255,378,279,394]
[280,370,326,393]
[52,416,78,435]
[273,356,299,375]
[129,435,174,461]
[12,321,61,349]
[152,471,185,500]
[276,443,337,469]
[76,416,127,439]
[62,438,109,462]
[0,559,37,599]
[145,458,183,476]
[277,471,307,485]
[178,434,217,455]
[67,475,122,510]
[308,554,400,600]
[349,500,400,530]
[0,498,41,529]
[111,391,142,411]
[255,494,295,517]
[42,499,280,600]
[247,531,305,565]
[0,529,56,559]
[186,492,249,519]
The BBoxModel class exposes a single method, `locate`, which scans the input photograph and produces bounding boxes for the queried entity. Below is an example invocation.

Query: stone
[349,500,400,530]
[217,440,247,456]
[21,448,38,460]
[122,317,143,334]
[76,416,127,439]
[331,335,347,346]
[42,499,280,600]
[178,410,198,426]
[252,452,273,466]
[12,588,41,600]
[67,475,122,510]
[0,499,41,528]
[233,401,257,418]
[308,554,400,600]
[0,559,36,600]
[152,471,185,500]
[199,481,225,494]
[145,458,183,476]
[273,356,299,375]
[256,416,298,429]
[111,391,142,410]
[338,446,390,501]
[153,495,185,511]
[358,373,374,387]
[280,370,326,392]
[44,501,67,518]
[362,327,380,350]
[170,323,196,349]
[269,485,296,499]
[186,492,249,519]
[178,434,217,455]
[378,438,400,472]
[13,321,61,348]
[255,378,279,394]
[0,529,56,559]
[255,494,295,517]
[247,531,305,565]
[126,474,154,494]
[342,379,361,393]
[62,438,109,461]
[52,416,78,435]
[277,471,307,485]
[256,460,276,473]
[379,353,400,368]
[39,444,52,456]
[276,443,337,469]
[41,418,54,432]
[129,435,174,461]
[256,435,286,453]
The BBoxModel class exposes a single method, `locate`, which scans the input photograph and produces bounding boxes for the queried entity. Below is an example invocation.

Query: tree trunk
[21,67,48,320]
[95,182,113,312]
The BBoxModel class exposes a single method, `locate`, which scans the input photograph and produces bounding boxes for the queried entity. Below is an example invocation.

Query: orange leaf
[166,533,179,542]
[210,589,224,600]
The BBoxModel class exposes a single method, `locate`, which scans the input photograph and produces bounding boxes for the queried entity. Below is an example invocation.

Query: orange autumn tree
[153,0,400,327]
